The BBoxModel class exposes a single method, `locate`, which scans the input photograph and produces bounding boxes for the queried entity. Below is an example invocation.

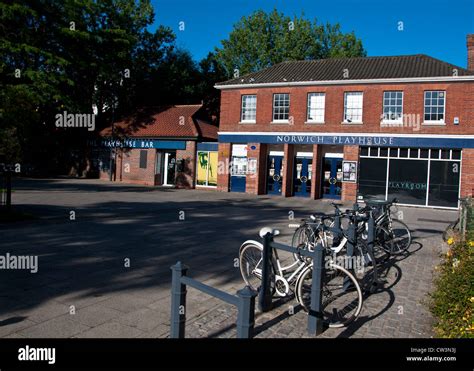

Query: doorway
[267,154,283,195]
[293,156,312,197]
[321,157,343,199]
[155,150,176,186]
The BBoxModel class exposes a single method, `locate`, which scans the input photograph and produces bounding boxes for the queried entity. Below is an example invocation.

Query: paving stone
[75,321,144,338]
[16,315,90,338]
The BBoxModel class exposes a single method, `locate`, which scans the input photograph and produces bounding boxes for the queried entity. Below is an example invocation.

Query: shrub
[430,242,474,338]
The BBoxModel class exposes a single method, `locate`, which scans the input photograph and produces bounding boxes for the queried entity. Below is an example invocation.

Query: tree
[215,9,366,77]
[0,0,176,174]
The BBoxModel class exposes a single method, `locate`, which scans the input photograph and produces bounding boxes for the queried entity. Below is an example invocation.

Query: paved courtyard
[0,178,456,338]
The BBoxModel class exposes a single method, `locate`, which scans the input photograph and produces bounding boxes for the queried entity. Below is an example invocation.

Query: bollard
[259,232,273,312]
[236,286,257,338]
[170,261,188,338]
[6,171,12,211]
[307,242,325,336]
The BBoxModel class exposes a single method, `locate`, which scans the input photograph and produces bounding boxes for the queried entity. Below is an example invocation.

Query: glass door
[267,155,283,195]
[163,151,176,186]
[322,158,343,199]
[294,157,312,197]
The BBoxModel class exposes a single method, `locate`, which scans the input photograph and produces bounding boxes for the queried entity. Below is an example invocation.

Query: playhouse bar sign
[276,134,394,146]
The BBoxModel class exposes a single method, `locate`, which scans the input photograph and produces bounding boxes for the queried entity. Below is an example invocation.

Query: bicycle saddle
[259,227,281,238]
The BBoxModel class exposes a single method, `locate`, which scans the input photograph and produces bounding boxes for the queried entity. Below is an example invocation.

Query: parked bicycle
[239,225,363,328]
[292,199,411,259]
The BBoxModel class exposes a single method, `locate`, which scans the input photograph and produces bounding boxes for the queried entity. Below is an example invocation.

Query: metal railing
[170,261,257,338]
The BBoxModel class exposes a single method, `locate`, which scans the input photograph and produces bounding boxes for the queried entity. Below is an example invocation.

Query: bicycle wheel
[378,219,411,255]
[239,241,276,293]
[291,225,314,262]
[295,263,363,328]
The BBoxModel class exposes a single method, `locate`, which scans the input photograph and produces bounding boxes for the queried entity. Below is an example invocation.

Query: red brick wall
[118,148,156,185]
[461,149,474,197]
[282,144,295,197]
[310,144,323,199]
[217,143,231,192]
[246,143,267,195]
[176,141,196,189]
[342,145,359,202]
[219,82,474,135]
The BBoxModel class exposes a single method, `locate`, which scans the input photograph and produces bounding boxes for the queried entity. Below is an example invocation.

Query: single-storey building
[93,105,218,188]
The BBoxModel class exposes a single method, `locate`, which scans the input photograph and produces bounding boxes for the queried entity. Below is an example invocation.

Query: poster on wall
[248,158,257,174]
[342,161,357,183]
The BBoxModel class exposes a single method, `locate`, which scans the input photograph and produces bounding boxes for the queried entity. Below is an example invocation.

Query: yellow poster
[197,151,208,185]
[208,152,218,186]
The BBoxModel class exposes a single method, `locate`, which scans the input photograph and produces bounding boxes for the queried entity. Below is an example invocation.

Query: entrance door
[230,156,247,192]
[163,151,176,186]
[321,158,343,199]
[294,157,312,197]
[267,155,283,195]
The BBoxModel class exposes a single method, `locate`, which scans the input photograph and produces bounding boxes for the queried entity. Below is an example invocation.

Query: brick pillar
[246,143,267,195]
[342,145,359,202]
[282,144,295,197]
[461,148,474,197]
[176,141,196,189]
[467,34,474,71]
[311,144,322,200]
[217,143,231,192]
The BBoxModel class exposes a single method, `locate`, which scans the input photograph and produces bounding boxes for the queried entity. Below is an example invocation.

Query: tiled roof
[100,105,217,140]
[216,54,474,86]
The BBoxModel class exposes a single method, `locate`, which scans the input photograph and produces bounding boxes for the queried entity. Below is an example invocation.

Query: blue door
[321,158,343,199]
[230,156,247,192]
[294,157,312,197]
[267,156,283,195]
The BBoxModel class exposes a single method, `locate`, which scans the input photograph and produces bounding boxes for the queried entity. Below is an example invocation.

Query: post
[6,170,12,211]
[259,232,273,312]
[307,242,325,335]
[366,210,380,290]
[170,261,188,338]
[236,286,257,338]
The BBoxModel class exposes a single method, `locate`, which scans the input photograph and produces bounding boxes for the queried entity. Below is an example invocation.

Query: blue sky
[151,0,474,68]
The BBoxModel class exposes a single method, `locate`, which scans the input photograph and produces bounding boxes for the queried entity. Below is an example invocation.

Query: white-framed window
[343,92,363,123]
[382,91,403,122]
[307,93,325,123]
[273,93,290,122]
[241,95,257,122]
[424,91,445,123]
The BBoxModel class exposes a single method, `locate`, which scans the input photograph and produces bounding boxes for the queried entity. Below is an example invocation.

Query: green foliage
[215,9,366,77]
[0,0,177,171]
[430,241,474,338]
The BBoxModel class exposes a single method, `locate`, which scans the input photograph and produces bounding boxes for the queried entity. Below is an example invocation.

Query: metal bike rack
[259,229,326,336]
[170,261,258,338]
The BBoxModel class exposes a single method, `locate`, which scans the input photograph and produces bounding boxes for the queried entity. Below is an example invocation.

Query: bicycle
[239,226,363,328]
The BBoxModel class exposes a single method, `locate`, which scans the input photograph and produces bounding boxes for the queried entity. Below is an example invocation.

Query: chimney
[468,34,474,71]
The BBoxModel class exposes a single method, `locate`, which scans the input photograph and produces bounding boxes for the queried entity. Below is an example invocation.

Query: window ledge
[238,121,256,124]
[422,121,446,126]
[381,121,403,127]
[341,121,363,125]
[271,121,290,124]
[305,121,325,125]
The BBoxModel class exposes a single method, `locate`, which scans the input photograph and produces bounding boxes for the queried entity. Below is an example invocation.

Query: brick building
[214,34,474,209]
[95,105,218,188]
